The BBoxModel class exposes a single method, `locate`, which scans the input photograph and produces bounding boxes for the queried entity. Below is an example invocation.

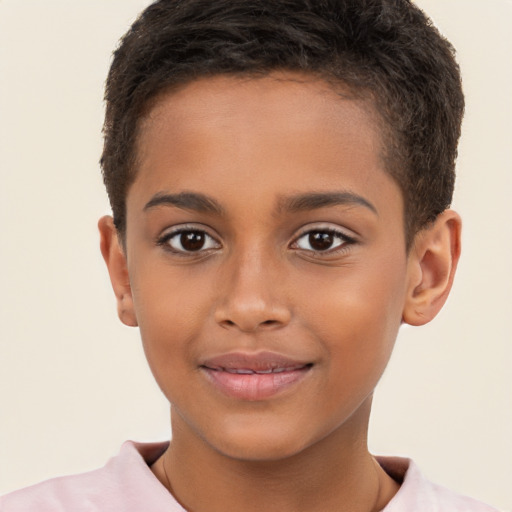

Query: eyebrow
[278,191,378,215]
[143,190,377,216]
[143,192,224,215]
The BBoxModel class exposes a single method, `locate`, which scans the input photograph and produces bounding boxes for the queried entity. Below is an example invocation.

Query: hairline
[116,70,415,252]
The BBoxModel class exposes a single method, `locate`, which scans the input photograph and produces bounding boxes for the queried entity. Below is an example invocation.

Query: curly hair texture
[101,0,464,245]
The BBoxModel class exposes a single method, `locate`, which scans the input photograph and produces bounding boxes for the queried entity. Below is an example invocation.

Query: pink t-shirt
[0,441,499,511]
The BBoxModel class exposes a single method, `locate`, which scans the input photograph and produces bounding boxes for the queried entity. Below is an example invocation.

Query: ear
[402,210,462,326]
[98,216,138,327]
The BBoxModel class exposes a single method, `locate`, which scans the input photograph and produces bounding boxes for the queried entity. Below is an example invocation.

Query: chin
[204,419,318,463]
[215,439,307,463]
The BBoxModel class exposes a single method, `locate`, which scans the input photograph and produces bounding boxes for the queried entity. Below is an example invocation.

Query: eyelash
[156,226,220,256]
[291,227,356,256]
[156,225,356,257]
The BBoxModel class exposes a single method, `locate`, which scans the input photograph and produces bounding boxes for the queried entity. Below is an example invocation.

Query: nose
[214,249,291,332]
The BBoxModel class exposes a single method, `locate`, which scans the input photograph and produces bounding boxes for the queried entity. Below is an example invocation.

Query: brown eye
[180,231,206,251]
[294,228,350,253]
[308,232,335,251]
[162,229,220,253]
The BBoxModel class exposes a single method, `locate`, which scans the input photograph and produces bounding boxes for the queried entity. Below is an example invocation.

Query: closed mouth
[200,350,312,372]
[199,352,313,400]
[202,364,312,374]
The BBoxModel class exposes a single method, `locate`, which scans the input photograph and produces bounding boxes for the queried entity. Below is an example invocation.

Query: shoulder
[377,456,501,512]
[0,441,181,512]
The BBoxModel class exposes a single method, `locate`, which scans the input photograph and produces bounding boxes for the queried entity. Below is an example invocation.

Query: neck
[153,398,399,512]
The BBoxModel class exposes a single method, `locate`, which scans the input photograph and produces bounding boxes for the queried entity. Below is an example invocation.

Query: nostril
[215,302,292,332]
[219,317,284,331]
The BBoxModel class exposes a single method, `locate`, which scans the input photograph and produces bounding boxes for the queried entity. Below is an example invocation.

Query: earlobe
[402,210,461,326]
[98,216,138,327]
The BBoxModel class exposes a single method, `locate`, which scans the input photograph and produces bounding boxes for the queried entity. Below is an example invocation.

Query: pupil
[309,232,333,251]
[181,231,205,251]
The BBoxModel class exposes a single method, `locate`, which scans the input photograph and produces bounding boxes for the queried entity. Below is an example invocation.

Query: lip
[200,351,313,401]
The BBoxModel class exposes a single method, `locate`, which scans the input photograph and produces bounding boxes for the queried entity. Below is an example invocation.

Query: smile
[200,352,313,401]
[208,364,307,374]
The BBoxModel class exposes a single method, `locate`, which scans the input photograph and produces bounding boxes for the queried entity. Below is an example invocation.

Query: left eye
[293,229,350,252]
[161,229,220,253]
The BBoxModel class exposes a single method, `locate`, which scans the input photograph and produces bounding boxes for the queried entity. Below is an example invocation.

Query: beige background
[0,0,510,509]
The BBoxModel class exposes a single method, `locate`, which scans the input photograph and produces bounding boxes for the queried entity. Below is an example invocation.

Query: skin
[99,73,461,512]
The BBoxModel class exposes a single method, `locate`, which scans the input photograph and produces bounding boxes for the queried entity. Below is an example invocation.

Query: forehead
[130,72,400,219]
[141,72,372,128]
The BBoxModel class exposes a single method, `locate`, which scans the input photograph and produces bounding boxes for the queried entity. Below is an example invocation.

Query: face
[120,73,413,461]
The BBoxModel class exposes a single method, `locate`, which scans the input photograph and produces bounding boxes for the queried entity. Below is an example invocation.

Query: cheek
[132,258,213,330]
[129,264,214,383]
[296,257,407,375]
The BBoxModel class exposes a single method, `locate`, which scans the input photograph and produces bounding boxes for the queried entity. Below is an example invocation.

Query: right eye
[158,228,221,254]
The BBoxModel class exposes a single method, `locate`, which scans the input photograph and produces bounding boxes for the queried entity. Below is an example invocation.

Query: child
[0,0,502,510]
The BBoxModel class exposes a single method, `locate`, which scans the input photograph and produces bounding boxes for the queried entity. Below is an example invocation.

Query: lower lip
[201,366,311,401]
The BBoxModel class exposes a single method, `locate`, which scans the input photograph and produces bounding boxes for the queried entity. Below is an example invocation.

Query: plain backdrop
[0,0,511,509]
